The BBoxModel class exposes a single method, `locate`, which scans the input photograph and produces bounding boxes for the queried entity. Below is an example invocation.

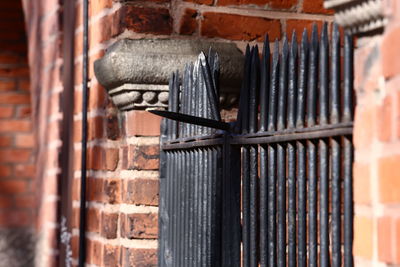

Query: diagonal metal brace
[149,110,231,131]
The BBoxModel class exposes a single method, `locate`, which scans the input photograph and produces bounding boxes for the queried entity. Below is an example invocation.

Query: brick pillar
[352,0,400,265]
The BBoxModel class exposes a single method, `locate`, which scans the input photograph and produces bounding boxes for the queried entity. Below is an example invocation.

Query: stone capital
[94,39,244,111]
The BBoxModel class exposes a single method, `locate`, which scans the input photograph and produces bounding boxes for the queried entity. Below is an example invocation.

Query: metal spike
[267,40,280,132]
[199,52,221,122]
[259,34,270,132]
[249,45,260,133]
[277,36,289,131]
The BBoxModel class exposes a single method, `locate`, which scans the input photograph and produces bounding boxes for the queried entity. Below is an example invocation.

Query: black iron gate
[156,24,354,267]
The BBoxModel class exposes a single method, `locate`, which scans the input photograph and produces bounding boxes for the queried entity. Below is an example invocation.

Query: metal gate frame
[156,23,354,267]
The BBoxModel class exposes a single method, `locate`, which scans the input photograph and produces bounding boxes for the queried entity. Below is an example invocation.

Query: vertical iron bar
[344,137,353,267]
[343,32,354,267]
[287,142,296,267]
[343,33,354,123]
[276,37,288,267]
[259,35,270,133]
[319,23,329,125]
[297,141,306,267]
[78,0,89,262]
[331,138,341,267]
[319,139,329,267]
[277,37,289,131]
[193,149,200,266]
[242,146,251,267]
[268,41,279,132]
[307,24,318,127]
[188,150,194,266]
[297,31,308,267]
[236,45,251,134]
[319,23,330,267]
[330,24,340,124]
[287,32,298,130]
[249,45,260,267]
[308,141,318,267]
[277,143,286,267]
[267,144,276,267]
[296,30,308,128]
[260,38,270,267]
[287,28,298,267]
[158,119,167,266]
[200,53,221,122]
[193,62,199,136]
[307,25,319,267]
[173,72,180,138]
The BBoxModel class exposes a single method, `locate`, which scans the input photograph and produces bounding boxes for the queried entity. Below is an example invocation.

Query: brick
[105,148,119,171]
[125,110,161,136]
[0,210,31,227]
[124,178,159,206]
[179,8,198,35]
[353,162,371,204]
[16,106,31,118]
[106,114,120,140]
[116,6,173,35]
[87,207,100,233]
[0,80,16,91]
[201,12,281,41]
[0,106,14,118]
[0,65,29,76]
[128,145,159,170]
[104,178,121,204]
[354,215,373,259]
[0,165,11,177]
[302,0,333,14]
[88,116,104,140]
[0,135,12,146]
[0,119,31,132]
[0,180,28,194]
[122,248,157,267]
[18,79,29,91]
[87,177,103,202]
[101,212,119,239]
[89,81,108,111]
[378,155,400,203]
[15,133,35,148]
[218,0,297,9]
[0,93,30,104]
[87,146,102,170]
[14,164,35,178]
[184,0,213,5]
[377,95,392,142]
[0,148,31,162]
[15,195,36,208]
[286,20,323,41]
[103,244,120,267]
[382,26,400,79]
[354,104,374,150]
[87,239,103,266]
[378,216,393,263]
[0,196,12,208]
[121,213,158,239]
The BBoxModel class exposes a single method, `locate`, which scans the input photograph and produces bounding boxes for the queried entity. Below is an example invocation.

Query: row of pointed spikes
[235,22,345,134]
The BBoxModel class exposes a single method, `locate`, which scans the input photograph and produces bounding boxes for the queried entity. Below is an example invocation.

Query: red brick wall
[0,1,34,229]
[352,1,400,265]
[23,0,335,266]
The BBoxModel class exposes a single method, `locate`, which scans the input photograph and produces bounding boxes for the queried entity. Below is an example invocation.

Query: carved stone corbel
[94,39,244,111]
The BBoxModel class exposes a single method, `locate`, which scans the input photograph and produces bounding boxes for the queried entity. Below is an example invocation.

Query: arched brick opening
[0,0,36,266]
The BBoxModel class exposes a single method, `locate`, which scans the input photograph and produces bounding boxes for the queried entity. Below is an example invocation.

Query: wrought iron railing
[156,23,354,267]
